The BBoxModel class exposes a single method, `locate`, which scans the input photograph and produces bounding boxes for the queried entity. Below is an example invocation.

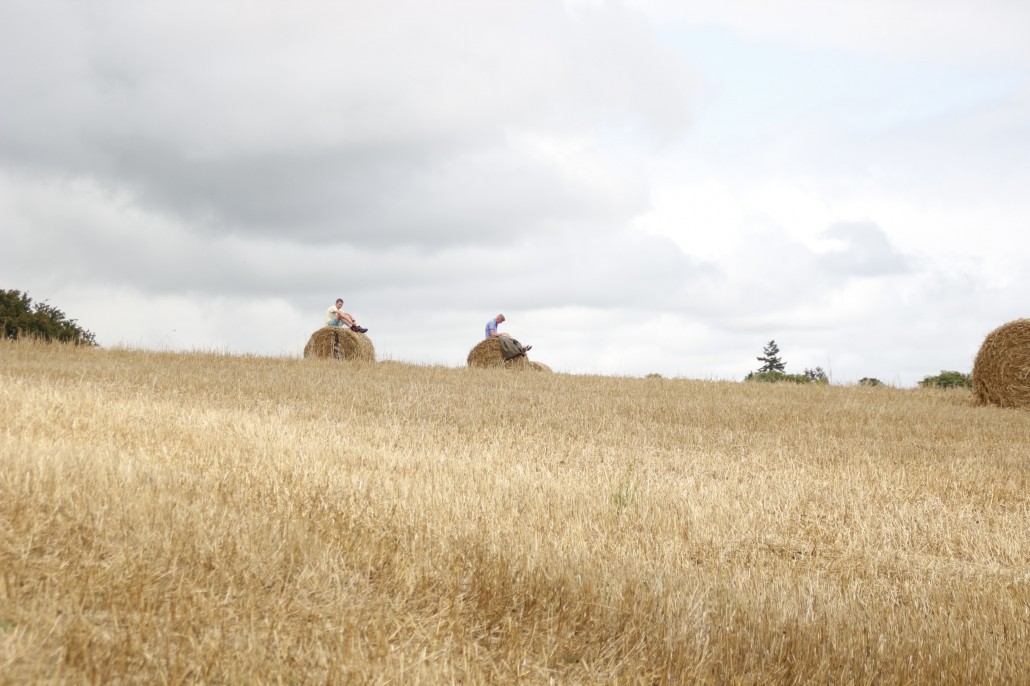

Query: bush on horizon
[919,370,972,389]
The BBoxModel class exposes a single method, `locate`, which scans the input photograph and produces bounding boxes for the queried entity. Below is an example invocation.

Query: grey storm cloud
[5,168,714,310]
[0,0,696,248]
[79,137,644,246]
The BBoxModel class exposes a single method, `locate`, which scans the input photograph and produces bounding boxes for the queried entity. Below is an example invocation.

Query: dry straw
[528,361,553,373]
[6,341,1030,682]
[972,318,1030,408]
[303,326,375,363]
[466,337,530,370]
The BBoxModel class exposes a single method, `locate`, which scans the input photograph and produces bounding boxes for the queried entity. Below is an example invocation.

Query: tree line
[1,289,97,345]
[744,339,972,388]
[744,340,828,384]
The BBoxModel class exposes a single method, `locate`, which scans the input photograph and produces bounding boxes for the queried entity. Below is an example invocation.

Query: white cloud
[818,222,910,277]
[629,0,1030,65]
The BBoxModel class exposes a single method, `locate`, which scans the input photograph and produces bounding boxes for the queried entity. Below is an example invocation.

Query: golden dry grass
[2,339,1030,684]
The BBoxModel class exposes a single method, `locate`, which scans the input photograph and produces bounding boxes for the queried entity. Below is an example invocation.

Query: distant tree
[918,370,972,389]
[0,289,97,345]
[804,367,828,384]
[756,340,786,373]
[858,377,883,387]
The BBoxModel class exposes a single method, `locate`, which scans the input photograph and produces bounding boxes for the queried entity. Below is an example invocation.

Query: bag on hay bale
[972,318,1030,409]
[303,326,375,363]
[467,337,530,369]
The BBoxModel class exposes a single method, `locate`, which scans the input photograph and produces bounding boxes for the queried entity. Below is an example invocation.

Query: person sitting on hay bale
[325,298,368,333]
[485,313,531,360]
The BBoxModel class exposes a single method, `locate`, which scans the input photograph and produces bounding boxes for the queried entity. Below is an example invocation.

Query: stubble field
[2,339,1029,684]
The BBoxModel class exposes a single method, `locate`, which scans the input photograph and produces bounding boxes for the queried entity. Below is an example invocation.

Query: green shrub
[858,377,883,387]
[1,289,97,345]
[744,371,812,384]
[804,367,829,384]
[918,370,972,389]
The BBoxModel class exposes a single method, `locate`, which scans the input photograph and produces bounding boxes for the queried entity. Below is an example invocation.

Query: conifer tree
[756,340,786,373]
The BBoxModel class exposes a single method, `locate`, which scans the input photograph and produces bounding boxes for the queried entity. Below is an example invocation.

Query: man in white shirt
[326,298,367,333]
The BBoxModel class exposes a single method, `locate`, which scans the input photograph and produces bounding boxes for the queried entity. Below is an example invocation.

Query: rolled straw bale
[972,318,1030,408]
[528,361,553,373]
[303,327,376,363]
[466,337,530,370]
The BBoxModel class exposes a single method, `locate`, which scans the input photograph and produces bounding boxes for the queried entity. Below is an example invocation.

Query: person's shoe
[351,325,368,333]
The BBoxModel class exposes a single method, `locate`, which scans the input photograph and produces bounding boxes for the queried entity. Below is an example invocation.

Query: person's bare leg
[342,312,367,332]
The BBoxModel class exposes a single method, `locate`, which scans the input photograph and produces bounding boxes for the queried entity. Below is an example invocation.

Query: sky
[2,0,1028,385]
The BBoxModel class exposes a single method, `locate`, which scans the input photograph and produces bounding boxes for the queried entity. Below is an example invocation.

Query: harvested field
[3,339,1030,684]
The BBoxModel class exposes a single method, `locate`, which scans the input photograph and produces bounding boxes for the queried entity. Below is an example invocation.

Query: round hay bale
[528,361,553,373]
[466,337,530,370]
[972,318,1030,408]
[303,326,375,363]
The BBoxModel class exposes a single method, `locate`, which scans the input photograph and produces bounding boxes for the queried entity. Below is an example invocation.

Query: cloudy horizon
[3,0,1027,385]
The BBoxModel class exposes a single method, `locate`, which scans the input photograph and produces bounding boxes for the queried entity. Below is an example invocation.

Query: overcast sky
[3,0,1028,385]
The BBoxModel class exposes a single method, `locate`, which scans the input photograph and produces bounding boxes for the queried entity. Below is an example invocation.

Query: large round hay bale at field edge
[972,318,1030,409]
[303,327,375,363]
[466,337,530,370]
[528,361,553,373]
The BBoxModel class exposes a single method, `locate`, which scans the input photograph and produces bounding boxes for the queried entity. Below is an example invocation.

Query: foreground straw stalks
[2,340,1029,684]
